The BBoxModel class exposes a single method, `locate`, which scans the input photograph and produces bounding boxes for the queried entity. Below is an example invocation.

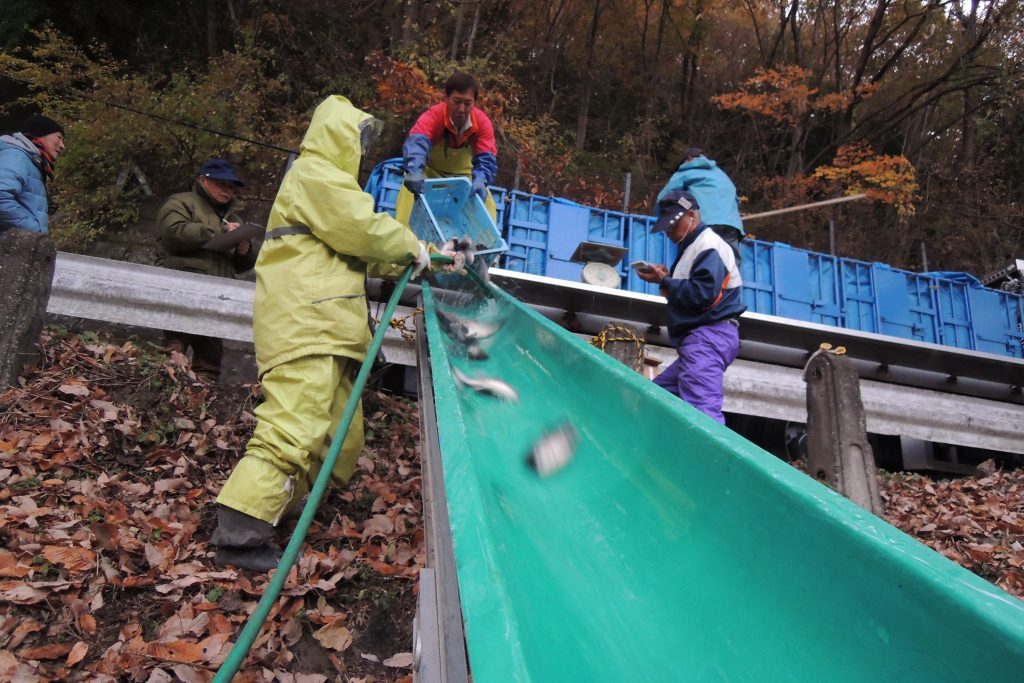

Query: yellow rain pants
[217,354,362,525]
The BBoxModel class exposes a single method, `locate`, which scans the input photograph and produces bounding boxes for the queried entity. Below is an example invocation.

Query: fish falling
[527,423,577,477]
[451,366,519,402]
[436,309,499,343]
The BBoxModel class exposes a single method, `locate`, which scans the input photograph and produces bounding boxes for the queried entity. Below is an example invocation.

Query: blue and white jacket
[657,155,744,234]
[661,222,746,344]
[0,133,48,233]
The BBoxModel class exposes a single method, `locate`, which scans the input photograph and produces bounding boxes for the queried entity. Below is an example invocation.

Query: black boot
[211,505,282,572]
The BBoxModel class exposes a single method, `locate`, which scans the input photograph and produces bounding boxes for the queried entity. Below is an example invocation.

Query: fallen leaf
[0,583,48,605]
[66,641,88,667]
[19,642,73,660]
[42,545,96,572]
[170,663,214,683]
[58,383,90,397]
[313,621,353,652]
[0,550,31,578]
[383,652,414,668]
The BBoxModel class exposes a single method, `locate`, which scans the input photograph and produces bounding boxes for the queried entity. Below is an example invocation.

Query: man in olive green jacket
[157,158,257,378]
[211,95,452,571]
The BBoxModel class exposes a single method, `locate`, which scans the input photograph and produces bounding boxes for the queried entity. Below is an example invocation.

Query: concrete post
[0,230,56,388]
[803,349,882,514]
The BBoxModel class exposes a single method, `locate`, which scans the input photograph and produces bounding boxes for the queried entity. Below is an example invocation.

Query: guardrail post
[0,230,56,388]
[803,349,882,514]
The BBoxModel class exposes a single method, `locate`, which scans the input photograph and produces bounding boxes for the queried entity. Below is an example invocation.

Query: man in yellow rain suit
[394,71,498,224]
[211,95,452,570]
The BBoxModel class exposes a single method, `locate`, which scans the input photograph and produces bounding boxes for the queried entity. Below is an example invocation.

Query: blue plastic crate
[732,240,841,326]
[932,278,974,350]
[967,287,1024,358]
[503,191,551,275]
[839,259,878,333]
[409,177,507,265]
[490,186,508,233]
[739,240,775,315]
[871,264,939,343]
[365,158,405,217]
[625,215,674,295]
[503,192,625,283]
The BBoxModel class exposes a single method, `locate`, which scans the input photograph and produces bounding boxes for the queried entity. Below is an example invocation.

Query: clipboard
[202,222,265,252]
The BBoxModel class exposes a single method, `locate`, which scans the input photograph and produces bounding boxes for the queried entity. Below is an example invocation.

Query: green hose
[213,258,439,681]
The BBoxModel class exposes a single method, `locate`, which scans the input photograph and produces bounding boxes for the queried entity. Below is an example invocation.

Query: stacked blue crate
[839,259,879,333]
[503,191,551,275]
[504,193,626,283]
[739,240,775,314]
[774,245,842,327]
[932,278,974,350]
[625,215,674,295]
[870,264,940,343]
[967,287,1024,358]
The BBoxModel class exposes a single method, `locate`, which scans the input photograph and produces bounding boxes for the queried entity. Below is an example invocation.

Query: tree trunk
[575,0,603,152]
[465,0,486,59]
[206,0,217,59]
[450,0,469,60]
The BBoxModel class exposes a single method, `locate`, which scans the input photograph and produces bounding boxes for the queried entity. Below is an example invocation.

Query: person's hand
[440,244,467,273]
[224,221,241,232]
[636,264,668,284]
[471,176,488,201]
[404,171,425,196]
[236,240,250,255]
[412,242,430,278]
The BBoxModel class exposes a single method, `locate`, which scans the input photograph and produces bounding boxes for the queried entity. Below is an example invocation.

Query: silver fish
[451,366,519,402]
[527,423,577,477]
[467,342,489,360]
[437,309,499,342]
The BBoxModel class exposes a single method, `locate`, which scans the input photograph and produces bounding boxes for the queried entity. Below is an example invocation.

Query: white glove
[412,242,430,278]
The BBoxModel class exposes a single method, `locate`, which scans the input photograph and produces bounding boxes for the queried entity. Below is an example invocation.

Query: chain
[589,324,646,372]
[372,307,424,343]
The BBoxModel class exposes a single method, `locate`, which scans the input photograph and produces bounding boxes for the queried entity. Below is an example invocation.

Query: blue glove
[404,171,424,196]
[471,175,488,200]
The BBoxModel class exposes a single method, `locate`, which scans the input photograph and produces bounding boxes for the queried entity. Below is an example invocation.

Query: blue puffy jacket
[657,155,744,235]
[0,133,48,233]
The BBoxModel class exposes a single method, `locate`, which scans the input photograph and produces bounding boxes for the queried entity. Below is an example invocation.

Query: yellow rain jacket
[253,96,421,371]
[217,96,421,525]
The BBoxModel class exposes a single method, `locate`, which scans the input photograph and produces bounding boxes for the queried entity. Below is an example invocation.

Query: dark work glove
[404,171,425,196]
[471,176,488,200]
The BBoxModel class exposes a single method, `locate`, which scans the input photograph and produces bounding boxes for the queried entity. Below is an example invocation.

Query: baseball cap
[199,158,244,186]
[652,190,700,233]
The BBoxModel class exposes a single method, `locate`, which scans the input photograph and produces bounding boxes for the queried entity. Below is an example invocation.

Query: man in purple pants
[636,190,745,424]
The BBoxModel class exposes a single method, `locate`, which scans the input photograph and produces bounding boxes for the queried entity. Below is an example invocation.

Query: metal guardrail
[47,252,416,365]
[47,253,1024,454]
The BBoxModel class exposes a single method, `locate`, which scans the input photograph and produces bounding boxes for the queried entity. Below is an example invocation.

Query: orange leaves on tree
[366,51,441,117]
[814,142,919,216]
[712,66,879,125]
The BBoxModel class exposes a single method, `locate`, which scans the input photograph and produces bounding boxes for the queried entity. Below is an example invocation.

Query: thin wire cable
[1,72,298,155]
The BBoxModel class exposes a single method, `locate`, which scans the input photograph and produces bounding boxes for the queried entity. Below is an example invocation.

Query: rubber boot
[211,505,282,572]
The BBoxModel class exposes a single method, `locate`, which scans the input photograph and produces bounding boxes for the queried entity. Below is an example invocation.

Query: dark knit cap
[20,114,64,139]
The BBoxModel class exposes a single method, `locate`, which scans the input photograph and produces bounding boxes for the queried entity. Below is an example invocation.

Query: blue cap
[652,190,699,233]
[199,158,244,186]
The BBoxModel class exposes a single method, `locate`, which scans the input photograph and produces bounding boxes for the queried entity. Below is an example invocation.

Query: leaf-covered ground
[1,328,422,682]
[1,327,1022,681]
